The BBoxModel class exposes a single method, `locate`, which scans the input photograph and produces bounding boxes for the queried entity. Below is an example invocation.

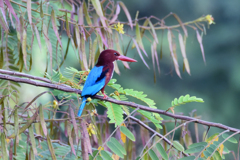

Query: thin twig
[128,114,189,157]
[140,120,195,159]
[209,131,240,159]
[24,129,69,146]
[195,129,230,159]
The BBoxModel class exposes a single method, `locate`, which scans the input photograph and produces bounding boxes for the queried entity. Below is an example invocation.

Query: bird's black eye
[114,52,118,56]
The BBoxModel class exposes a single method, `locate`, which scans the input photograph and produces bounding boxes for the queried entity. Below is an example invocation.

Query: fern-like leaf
[100,101,124,127]
[171,94,204,107]
[108,79,162,127]
[0,34,20,101]
[138,110,162,129]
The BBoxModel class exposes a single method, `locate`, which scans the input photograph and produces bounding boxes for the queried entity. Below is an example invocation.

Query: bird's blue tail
[78,97,87,117]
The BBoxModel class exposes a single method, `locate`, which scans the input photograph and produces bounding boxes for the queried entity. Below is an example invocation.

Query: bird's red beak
[117,55,137,62]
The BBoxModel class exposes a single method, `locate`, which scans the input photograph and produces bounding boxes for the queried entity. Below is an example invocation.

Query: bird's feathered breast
[102,62,114,86]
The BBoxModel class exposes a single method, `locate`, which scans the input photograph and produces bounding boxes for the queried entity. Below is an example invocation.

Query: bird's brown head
[96,49,137,66]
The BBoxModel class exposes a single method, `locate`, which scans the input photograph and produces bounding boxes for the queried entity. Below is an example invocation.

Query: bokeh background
[120,0,240,153]
[24,0,240,155]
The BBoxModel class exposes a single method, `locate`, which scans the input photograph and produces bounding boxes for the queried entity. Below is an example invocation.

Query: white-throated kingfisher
[77,49,137,117]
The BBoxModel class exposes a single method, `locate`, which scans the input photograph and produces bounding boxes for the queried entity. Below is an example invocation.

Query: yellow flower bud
[205,15,215,25]
[87,97,92,102]
[53,100,58,109]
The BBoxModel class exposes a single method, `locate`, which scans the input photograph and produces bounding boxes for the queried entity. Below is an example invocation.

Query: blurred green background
[118,0,240,127]
[118,0,240,153]
[25,0,240,154]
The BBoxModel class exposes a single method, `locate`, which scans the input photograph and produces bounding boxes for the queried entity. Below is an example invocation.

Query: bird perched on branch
[78,49,137,117]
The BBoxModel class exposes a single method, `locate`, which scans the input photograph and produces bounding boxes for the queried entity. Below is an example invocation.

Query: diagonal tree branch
[0,71,240,134]
[127,114,189,156]
[0,69,51,83]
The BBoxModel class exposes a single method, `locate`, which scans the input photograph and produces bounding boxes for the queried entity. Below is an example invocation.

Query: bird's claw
[103,93,108,99]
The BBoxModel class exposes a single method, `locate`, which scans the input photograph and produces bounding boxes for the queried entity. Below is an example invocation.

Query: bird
[77,49,137,117]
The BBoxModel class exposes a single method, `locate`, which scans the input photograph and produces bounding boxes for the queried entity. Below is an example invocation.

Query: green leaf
[174,98,178,105]
[96,156,104,160]
[1,132,8,160]
[148,149,158,160]
[206,133,219,142]
[178,96,184,103]
[14,108,19,136]
[39,105,48,136]
[65,12,71,37]
[90,150,101,160]
[171,94,204,107]
[138,110,162,129]
[183,94,190,102]
[213,141,221,146]
[100,150,113,160]
[51,9,62,47]
[83,1,92,26]
[29,124,37,155]
[124,89,156,108]
[178,156,196,160]
[173,141,184,152]
[223,146,230,153]
[156,143,168,160]
[110,137,126,155]
[212,151,222,160]
[46,135,56,160]
[184,146,205,154]
[188,142,208,149]
[101,102,124,127]
[120,126,135,141]
[222,133,237,143]
[203,150,211,158]
[106,141,124,158]
[206,145,214,153]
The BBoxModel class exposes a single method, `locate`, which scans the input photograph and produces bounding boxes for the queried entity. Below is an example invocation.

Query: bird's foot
[103,93,108,99]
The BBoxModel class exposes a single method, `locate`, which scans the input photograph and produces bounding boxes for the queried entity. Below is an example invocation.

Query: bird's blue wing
[81,66,107,97]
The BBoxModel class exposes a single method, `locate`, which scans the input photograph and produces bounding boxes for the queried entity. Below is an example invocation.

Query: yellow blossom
[52,100,58,109]
[98,146,104,151]
[98,146,104,156]
[87,123,96,136]
[87,97,92,102]
[91,109,98,116]
[114,91,120,96]
[114,22,125,34]
[201,135,224,158]
[205,15,215,25]
[5,138,10,144]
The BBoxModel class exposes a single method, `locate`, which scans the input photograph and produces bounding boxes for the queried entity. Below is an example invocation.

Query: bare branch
[0,71,240,134]
[0,69,51,83]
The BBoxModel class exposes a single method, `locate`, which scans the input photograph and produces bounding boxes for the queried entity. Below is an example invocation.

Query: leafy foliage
[171,94,204,107]
[0,0,237,160]
[12,138,81,160]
